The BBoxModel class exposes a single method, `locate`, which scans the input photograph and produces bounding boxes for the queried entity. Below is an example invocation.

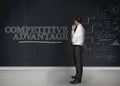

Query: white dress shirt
[71,24,85,46]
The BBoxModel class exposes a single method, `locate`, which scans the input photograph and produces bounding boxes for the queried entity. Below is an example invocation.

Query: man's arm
[71,25,85,43]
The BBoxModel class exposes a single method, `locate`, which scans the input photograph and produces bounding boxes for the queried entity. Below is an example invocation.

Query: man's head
[74,16,82,26]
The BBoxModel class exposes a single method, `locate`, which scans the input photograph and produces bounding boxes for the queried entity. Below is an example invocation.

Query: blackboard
[0,0,120,66]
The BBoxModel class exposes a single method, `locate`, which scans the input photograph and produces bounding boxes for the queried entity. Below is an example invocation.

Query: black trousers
[73,45,83,80]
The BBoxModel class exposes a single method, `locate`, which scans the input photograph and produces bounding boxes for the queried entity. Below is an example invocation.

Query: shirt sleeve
[71,29,75,37]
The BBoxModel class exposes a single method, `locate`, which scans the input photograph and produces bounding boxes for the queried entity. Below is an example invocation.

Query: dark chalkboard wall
[0,0,120,66]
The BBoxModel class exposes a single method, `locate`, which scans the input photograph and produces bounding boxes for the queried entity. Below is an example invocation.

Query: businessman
[70,16,85,84]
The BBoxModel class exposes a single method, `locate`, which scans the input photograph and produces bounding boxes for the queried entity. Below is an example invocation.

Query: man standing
[70,16,85,84]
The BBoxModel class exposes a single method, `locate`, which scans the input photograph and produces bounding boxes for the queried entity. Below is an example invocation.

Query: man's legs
[74,45,83,80]
[70,45,83,84]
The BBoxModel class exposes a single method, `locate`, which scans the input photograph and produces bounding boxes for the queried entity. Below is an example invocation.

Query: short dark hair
[75,16,82,23]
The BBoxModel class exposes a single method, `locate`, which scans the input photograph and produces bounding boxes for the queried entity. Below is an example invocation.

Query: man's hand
[72,25,76,30]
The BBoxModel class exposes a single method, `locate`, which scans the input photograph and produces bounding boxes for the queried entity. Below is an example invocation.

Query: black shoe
[70,79,81,84]
[71,76,76,79]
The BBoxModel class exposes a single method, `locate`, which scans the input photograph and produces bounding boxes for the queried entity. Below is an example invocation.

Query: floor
[0,67,120,86]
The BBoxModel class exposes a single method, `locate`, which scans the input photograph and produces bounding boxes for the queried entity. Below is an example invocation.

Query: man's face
[74,20,78,26]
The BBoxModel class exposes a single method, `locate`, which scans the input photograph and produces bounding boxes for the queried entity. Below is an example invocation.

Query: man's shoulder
[78,24,84,30]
